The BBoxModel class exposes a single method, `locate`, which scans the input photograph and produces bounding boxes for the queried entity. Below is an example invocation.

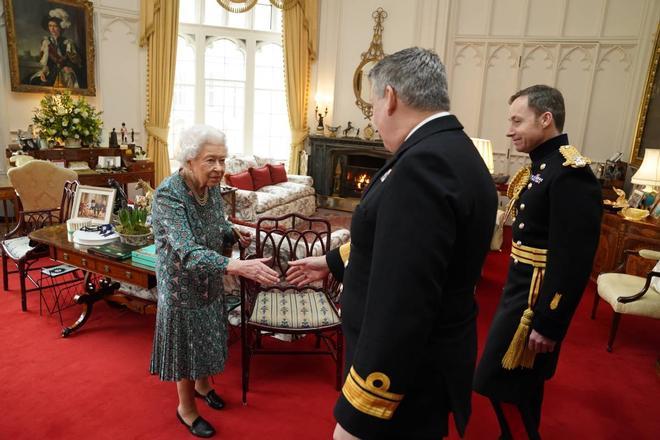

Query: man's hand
[285,255,329,286]
[528,329,556,353]
[333,423,360,440]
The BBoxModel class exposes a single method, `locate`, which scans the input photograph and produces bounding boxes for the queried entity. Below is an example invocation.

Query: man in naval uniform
[287,47,498,439]
[473,85,603,439]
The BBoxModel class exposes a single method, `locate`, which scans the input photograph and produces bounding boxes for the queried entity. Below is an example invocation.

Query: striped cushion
[249,288,340,329]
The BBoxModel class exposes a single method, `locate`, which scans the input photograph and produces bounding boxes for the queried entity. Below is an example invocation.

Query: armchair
[239,213,343,404]
[2,160,78,311]
[592,249,660,352]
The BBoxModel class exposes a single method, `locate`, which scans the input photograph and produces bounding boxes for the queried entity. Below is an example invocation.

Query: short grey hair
[368,47,450,112]
[175,124,226,163]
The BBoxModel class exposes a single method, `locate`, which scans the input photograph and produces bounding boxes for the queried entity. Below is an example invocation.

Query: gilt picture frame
[630,23,660,167]
[2,0,96,95]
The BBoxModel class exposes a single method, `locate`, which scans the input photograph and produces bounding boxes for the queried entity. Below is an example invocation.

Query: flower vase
[64,138,82,149]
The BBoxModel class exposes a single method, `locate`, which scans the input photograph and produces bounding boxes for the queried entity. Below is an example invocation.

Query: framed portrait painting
[72,185,116,225]
[2,0,96,95]
[630,23,660,167]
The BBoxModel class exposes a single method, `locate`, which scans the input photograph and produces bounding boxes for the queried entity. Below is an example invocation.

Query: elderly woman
[150,125,278,438]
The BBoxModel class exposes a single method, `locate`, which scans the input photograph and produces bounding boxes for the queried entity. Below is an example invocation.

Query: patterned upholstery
[250,288,341,328]
[224,155,316,223]
[2,237,35,260]
[8,160,78,211]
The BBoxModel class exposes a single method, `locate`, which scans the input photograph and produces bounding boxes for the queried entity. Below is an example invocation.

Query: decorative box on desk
[591,211,660,281]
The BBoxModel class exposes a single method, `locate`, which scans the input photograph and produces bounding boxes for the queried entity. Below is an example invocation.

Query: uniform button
[540,163,546,170]
[512,216,516,222]
[527,183,532,189]
[518,222,525,229]
[520,203,526,210]
[513,258,519,264]
[517,240,522,245]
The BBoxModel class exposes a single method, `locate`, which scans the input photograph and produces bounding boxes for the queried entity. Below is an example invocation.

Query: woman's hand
[226,258,279,284]
[233,228,252,248]
[285,256,330,286]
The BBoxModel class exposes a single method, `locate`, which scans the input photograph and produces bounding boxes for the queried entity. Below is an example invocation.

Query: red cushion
[268,163,288,184]
[249,165,272,190]
[225,170,254,191]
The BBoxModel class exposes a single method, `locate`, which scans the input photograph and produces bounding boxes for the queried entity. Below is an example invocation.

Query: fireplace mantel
[306,135,391,210]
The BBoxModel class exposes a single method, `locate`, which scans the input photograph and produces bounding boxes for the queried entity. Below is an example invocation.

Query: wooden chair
[239,213,343,404]
[2,164,79,311]
[592,248,660,352]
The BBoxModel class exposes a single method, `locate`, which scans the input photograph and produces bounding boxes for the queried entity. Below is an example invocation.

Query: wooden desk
[29,224,156,337]
[0,175,18,231]
[591,211,660,281]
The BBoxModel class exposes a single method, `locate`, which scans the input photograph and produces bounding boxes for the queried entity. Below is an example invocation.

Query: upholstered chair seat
[249,288,341,329]
[2,236,36,261]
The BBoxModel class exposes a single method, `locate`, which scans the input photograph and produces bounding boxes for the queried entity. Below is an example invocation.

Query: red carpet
[0,228,658,439]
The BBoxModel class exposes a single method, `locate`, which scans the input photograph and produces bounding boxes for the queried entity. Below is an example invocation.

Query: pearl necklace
[192,187,209,206]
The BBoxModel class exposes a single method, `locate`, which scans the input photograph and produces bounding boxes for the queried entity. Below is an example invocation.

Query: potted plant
[32,91,103,148]
[116,207,152,246]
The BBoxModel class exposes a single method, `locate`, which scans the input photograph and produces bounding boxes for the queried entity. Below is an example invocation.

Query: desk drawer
[96,260,149,285]
[59,250,96,271]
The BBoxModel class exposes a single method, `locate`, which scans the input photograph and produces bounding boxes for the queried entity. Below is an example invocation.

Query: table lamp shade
[471,138,495,173]
[631,149,660,188]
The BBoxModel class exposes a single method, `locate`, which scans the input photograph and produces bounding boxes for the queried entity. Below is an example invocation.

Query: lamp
[631,149,660,193]
[471,138,495,174]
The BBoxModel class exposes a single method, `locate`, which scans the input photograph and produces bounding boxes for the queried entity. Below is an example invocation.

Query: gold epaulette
[502,166,531,226]
[339,242,350,267]
[342,367,403,419]
[559,145,591,168]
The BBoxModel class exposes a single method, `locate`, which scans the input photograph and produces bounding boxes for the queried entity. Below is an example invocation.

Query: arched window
[205,38,246,154]
[168,35,196,169]
[253,43,290,160]
[170,0,288,170]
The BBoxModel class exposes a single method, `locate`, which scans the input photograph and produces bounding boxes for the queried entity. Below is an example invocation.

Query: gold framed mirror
[353,7,387,120]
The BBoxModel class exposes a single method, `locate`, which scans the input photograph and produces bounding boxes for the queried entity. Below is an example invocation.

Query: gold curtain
[139,0,180,186]
[283,0,318,174]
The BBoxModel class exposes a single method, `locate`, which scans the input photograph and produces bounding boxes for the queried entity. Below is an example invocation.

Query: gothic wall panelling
[526,0,563,37]
[519,44,556,89]
[556,45,595,149]
[450,43,484,136]
[602,0,645,37]
[479,44,519,154]
[563,0,604,37]
[456,0,490,36]
[582,45,635,160]
[490,0,526,36]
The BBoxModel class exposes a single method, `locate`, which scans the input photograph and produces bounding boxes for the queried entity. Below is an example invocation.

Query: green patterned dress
[149,173,234,381]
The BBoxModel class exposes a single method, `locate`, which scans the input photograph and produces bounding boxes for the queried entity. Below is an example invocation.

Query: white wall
[0,0,146,172]
[311,0,660,173]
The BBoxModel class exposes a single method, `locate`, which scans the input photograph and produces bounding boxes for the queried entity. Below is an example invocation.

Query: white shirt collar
[404,111,451,142]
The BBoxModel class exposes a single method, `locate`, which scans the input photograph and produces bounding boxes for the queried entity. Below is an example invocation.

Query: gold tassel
[502,308,535,369]
[501,265,545,370]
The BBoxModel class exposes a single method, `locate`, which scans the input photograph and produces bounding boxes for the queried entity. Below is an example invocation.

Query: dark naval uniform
[473,134,602,419]
[325,115,498,439]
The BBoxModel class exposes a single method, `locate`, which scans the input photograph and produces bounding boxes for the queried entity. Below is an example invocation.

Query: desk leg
[61,276,120,337]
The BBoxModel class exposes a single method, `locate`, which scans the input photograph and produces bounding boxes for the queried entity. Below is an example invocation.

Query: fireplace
[306,135,391,211]
[335,153,386,198]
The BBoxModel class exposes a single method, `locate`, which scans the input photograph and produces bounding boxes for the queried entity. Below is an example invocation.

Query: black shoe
[176,411,215,438]
[195,389,226,410]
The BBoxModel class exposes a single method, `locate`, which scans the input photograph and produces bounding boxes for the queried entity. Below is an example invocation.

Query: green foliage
[32,91,103,146]
[116,207,151,235]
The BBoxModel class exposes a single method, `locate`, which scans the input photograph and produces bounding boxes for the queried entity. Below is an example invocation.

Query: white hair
[175,124,226,163]
[49,8,71,30]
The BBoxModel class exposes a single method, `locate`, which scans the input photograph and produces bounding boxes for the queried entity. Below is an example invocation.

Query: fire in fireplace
[334,153,386,198]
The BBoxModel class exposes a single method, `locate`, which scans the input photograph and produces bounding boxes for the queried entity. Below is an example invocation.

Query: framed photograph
[97,156,121,169]
[630,22,660,167]
[2,0,96,95]
[650,197,660,219]
[628,189,644,208]
[71,185,116,225]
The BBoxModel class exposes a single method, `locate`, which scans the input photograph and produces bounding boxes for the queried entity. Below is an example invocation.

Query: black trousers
[489,383,544,440]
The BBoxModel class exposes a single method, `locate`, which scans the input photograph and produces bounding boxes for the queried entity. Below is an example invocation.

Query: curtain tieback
[145,125,169,145]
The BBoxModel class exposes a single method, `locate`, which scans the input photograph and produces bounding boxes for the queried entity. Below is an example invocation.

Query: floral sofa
[224,155,316,224]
